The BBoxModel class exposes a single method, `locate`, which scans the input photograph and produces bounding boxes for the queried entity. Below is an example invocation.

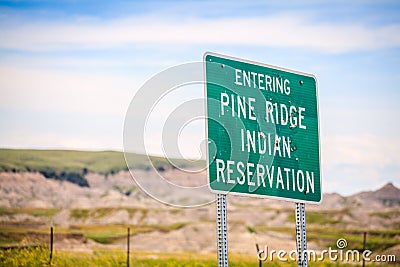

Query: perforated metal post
[216,194,228,267]
[295,203,307,267]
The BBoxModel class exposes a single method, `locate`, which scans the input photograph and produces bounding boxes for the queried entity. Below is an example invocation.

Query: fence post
[362,232,367,267]
[255,243,262,267]
[127,227,130,267]
[49,226,53,265]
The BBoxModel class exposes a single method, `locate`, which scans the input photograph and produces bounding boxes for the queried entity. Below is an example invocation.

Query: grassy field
[0,222,188,247]
[0,148,204,186]
[1,245,385,267]
[0,206,399,265]
[252,224,400,252]
[1,206,399,252]
[0,148,203,174]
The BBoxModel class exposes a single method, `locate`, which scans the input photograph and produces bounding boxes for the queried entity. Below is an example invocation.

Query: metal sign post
[216,194,228,267]
[295,203,307,267]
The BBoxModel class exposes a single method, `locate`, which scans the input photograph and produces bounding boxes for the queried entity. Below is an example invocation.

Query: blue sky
[0,0,399,195]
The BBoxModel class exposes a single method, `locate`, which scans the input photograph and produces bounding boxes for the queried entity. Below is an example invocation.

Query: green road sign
[204,52,321,204]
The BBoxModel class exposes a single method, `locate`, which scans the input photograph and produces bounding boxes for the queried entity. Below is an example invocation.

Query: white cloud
[1,14,400,53]
[0,65,139,116]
